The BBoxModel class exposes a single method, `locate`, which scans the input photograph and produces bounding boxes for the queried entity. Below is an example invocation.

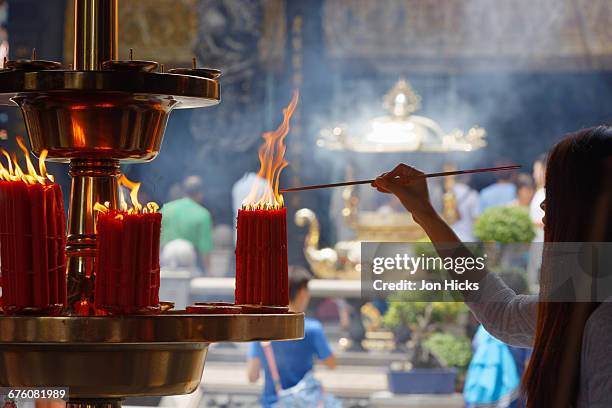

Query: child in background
[246,266,337,408]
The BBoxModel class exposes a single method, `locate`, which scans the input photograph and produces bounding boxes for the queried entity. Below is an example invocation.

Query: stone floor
[201,361,388,399]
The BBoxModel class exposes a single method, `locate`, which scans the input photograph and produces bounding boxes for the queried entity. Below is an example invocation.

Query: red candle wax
[235,210,245,304]
[95,209,161,314]
[28,183,49,307]
[0,180,66,315]
[234,206,288,307]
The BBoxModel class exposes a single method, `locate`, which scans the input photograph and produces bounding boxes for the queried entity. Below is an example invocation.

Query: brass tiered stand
[0,1,303,407]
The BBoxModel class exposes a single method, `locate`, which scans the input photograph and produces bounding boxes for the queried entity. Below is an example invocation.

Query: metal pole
[73,0,118,70]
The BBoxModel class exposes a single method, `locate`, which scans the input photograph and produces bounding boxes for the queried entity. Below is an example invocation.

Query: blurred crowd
[449,155,547,243]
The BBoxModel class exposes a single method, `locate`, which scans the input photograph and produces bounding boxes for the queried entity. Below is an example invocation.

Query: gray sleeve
[464,273,538,348]
[580,304,612,406]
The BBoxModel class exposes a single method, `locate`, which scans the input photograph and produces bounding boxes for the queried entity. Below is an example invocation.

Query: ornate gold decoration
[318,79,486,153]
[303,78,483,279]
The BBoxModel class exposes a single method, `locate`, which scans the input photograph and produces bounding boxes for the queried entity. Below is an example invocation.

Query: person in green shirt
[161,176,213,271]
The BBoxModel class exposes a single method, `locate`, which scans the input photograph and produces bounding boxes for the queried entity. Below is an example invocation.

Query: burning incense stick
[280,165,521,193]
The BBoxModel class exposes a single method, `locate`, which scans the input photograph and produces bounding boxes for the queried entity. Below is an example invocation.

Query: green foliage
[474,206,535,244]
[413,239,438,260]
[382,299,466,330]
[424,332,472,370]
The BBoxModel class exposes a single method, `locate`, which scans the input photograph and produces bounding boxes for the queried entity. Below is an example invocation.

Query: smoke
[141,0,612,238]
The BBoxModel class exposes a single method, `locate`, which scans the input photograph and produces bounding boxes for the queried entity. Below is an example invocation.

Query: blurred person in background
[247,266,337,408]
[527,154,547,289]
[479,162,517,210]
[161,176,213,272]
[159,239,201,309]
[464,271,531,408]
[450,174,480,241]
[530,154,547,242]
[512,174,535,208]
[232,171,269,243]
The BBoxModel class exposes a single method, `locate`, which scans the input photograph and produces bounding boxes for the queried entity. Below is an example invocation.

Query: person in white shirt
[450,175,480,242]
[231,172,270,243]
[527,154,547,288]
[529,153,547,242]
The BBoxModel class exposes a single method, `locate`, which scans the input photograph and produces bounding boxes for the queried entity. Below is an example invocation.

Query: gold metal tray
[0,70,220,108]
[0,313,304,398]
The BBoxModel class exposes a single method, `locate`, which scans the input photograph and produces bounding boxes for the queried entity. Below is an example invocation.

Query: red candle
[233,91,298,310]
[94,209,161,314]
[235,207,288,307]
[0,180,66,315]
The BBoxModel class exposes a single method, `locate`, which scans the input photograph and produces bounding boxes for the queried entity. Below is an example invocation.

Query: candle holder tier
[0,313,304,399]
[0,70,219,162]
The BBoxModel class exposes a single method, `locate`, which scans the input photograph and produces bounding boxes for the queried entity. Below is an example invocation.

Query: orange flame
[95,175,159,216]
[72,120,87,148]
[0,136,54,184]
[242,91,299,210]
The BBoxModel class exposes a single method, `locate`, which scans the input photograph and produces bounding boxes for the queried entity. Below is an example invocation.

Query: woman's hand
[372,163,438,224]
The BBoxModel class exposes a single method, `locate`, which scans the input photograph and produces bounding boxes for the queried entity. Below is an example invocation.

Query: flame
[72,120,86,148]
[242,91,299,210]
[95,175,159,215]
[0,136,54,184]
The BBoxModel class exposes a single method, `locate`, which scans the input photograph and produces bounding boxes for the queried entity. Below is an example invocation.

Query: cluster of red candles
[234,92,298,309]
[93,176,162,314]
[235,206,289,307]
[0,140,66,315]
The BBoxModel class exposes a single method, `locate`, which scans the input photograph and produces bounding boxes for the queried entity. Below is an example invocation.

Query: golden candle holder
[0,1,304,407]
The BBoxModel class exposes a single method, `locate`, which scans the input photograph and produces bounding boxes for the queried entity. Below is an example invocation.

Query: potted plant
[383,300,471,394]
[474,206,535,267]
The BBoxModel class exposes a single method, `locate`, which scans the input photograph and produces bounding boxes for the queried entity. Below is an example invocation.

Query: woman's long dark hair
[523,126,612,407]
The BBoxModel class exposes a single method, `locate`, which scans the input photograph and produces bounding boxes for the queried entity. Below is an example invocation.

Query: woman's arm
[373,164,538,347]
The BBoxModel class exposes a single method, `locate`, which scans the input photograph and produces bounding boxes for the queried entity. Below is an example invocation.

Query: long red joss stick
[29,184,48,307]
[118,216,131,309]
[15,182,31,307]
[271,211,281,305]
[261,213,271,305]
[247,211,256,304]
[140,216,150,307]
[111,216,123,306]
[133,216,144,308]
[53,184,66,305]
[254,210,264,304]
[240,211,247,304]
[235,211,244,304]
[280,208,288,306]
[45,186,57,304]
[94,214,106,308]
[96,214,107,308]
[280,165,522,193]
[126,216,140,310]
[0,182,11,305]
[151,214,162,306]
[6,182,19,306]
